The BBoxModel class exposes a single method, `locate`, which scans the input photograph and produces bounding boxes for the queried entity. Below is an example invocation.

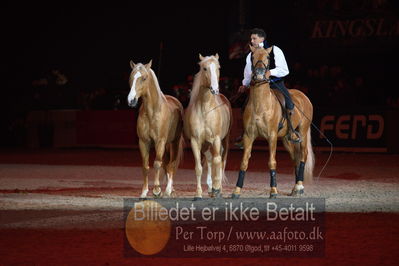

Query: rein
[204,100,226,115]
[200,85,226,115]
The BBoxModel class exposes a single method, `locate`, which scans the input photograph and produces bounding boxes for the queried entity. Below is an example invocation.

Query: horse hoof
[290,189,304,196]
[208,192,213,197]
[231,193,240,199]
[153,191,162,198]
[269,193,278,199]
[139,197,148,201]
[211,188,222,198]
[193,197,203,201]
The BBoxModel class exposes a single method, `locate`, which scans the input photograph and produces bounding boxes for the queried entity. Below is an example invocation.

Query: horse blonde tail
[221,134,230,185]
[176,133,185,169]
[304,129,315,184]
[223,101,233,185]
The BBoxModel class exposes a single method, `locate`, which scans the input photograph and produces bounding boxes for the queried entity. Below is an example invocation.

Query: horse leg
[210,137,222,198]
[232,134,255,198]
[268,134,278,198]
[138,139,150,199]
[282,137,302,195]
[203,148,213,197]
[162,144,173,197]
[291,129,309,196]
[164,139,179,197]
[282,137,296,162]
[153,139,166,198]
[191,139,203,200]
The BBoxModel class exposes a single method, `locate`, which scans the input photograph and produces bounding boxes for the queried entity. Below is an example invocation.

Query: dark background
[2,0,398,147]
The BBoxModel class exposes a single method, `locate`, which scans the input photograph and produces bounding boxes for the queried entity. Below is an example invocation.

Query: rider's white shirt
[242,45,289,87]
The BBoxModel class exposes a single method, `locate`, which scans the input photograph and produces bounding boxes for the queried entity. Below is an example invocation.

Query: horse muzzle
[253,66,269,83]
[128,98,138,108]
[252,74,270,84]
[210,87,219,95]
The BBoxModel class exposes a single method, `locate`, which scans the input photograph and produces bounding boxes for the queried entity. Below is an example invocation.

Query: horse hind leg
[162,144,174,197]
[290,127,313,196]
[267,134,279,198]
[164,135,183,198]
[153,140,166,198]
[282,137,303,196]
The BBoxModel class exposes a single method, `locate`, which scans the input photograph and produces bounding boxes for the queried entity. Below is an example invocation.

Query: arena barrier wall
[25,108,399,153]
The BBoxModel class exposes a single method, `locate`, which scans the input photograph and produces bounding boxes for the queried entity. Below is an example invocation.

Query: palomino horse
[184,54,233,199]
[232,46,315,198]
[127,60,184,198]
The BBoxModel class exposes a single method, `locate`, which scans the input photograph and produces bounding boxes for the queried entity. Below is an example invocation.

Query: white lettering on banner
[311,18,399,39]
[320,114,384,140]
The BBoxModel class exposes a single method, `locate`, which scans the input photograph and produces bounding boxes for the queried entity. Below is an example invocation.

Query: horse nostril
[128,98,138,107]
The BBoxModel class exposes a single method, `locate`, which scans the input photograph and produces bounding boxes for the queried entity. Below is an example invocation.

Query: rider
[236,27,301,144]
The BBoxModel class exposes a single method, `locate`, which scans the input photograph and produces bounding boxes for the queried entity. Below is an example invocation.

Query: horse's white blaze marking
[128,71,141,102]
[209,62,219,92]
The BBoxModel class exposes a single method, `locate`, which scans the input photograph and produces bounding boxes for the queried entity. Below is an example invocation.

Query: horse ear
[145,60,152,70]
[249,44,256,53]
[199,54,204,61]
[130,60,136,69]
[215,53,219,60]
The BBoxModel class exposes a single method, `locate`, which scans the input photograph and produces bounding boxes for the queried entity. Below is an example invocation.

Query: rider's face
[250,34,265,47]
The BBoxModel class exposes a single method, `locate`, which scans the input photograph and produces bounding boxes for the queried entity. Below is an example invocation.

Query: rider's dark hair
[251,28,266,39]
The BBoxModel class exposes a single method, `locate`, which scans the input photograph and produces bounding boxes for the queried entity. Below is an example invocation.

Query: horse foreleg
[232,134,254,198]
[268,134,278,198]
[138,139,150,199]
[191,139,203,200]
[211,137,222,198]
[203,148,213,197]
[153,139,166,197]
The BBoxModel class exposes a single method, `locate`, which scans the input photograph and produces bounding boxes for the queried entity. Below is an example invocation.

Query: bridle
[251,54,270,85]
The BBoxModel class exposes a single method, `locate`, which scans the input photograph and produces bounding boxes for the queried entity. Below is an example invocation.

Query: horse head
[250,45,272,84]
[127,60,152,107]
[198,53,220,95]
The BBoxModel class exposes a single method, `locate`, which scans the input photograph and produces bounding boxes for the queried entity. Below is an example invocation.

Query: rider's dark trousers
[270,80,294,110]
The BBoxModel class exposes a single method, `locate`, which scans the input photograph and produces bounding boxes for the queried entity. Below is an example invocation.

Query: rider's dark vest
[268,45,276,70]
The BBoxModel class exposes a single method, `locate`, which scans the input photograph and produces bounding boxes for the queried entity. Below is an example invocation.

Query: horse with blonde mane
[232,46,315,198]
[184,54,233,199]
[127,60,184,199]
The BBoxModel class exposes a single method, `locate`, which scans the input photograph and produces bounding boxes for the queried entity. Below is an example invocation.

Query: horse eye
[203,67,207,71]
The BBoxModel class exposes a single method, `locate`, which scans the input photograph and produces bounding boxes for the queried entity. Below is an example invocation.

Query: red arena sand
[0,148,398,265]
